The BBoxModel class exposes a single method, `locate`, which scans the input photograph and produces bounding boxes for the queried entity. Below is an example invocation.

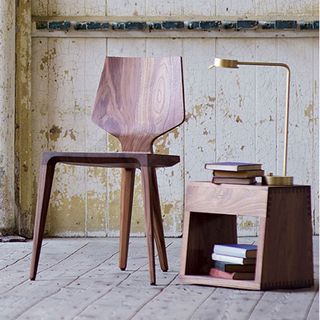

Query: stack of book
[205,162,264,185]
[209,244,257,280]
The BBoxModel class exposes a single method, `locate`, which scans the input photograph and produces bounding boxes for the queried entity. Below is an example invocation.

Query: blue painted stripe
[36,20,319,32]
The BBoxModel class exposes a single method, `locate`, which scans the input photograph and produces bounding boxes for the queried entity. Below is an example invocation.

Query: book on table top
[213,244,257,258]
[212,177,256,185]
[214,261,256,273]
[209,268,255,280]
[212,253,256,265]
[205,162,262,171]
[213,169,265,178]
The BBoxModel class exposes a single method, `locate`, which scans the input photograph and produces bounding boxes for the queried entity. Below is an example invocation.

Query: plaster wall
[0,1,15,234]
[11,0,320,236]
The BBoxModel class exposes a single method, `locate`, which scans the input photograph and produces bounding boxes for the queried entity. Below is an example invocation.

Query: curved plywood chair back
[92,56,185,152]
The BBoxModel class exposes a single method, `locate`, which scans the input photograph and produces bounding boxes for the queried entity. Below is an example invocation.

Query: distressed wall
[18,0,319,237]
[0,1,15,234]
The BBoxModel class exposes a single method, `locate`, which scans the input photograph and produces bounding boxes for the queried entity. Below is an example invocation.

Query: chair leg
[141,166,156,285]
[119,168,135,271]
[151,168,168,272]
[30,162,55,280]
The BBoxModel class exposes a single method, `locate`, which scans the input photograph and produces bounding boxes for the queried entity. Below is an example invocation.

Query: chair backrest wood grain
[92,56,185,152]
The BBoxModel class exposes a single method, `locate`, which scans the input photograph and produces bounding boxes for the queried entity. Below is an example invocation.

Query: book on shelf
[213,244,257,259]
[214,261,256,273]
[205,162,262,172]
[209,268,255,280]
[212,177,256,185]
[212,169,265,178]
[212,253,256,265]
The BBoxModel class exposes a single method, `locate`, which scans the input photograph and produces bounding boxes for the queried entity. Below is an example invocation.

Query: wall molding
[35,19,319,32]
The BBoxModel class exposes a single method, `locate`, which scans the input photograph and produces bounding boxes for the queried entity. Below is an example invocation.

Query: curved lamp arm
[210,58,291,177]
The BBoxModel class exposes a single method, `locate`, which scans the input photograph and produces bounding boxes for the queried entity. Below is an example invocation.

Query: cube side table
[180,182,314,290]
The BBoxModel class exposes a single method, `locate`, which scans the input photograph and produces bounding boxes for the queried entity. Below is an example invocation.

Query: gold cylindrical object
[262,174,294,186]
[214,58,239,68]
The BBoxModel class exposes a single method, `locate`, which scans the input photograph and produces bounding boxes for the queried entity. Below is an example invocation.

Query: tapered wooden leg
[141,166,156,285]
[151,168,168,272]
[30,162,55,280]
[119,168,135,270]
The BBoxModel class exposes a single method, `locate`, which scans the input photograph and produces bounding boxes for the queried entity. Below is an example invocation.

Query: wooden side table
[180,182,314,290]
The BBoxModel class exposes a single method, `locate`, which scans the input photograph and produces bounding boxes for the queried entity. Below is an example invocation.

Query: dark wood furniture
[30,57,185,285]
[180,182,314,290]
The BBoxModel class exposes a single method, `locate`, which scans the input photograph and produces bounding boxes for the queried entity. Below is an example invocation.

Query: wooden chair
[29,56,185,285]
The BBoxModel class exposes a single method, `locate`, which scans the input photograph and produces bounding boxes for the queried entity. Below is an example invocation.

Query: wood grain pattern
[180,275,261,290]
[92,56,185,152]
[30,162,56,280]
[105,38,147,238]
[30,57,185,285]
[141,166,156,284]
[151,168,168,272]
[185,182,269,217]
[3,238,318,318]
[119,168,136,270]
[41,151,180,168]
[181,183,314,290]
[260,186,314,290]
[255,216,266,286]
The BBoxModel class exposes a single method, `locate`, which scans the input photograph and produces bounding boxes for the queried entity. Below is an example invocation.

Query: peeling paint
[259,115,275,124]
[63,129,77,141]
[20,2,319,238]
[239,218,255,230]
[108,134,121,152]
[40,47,56,71]
[15,0,34,237]
[162,200,183,234]
[186,96,215,122]
[304,103,317,125]
[50,194,86,233]
[172,128,179,139]
[0,166,6,188]
[163,203,174,217]
[154,133,170,154]
[49,125,62,141]
[1,1,16,234]
[235,115,243,123]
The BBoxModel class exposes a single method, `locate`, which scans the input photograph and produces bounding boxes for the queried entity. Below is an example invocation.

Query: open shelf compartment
[179,211,262,290]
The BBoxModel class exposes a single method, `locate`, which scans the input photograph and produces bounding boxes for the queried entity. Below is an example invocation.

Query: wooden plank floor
[0,237,318,320]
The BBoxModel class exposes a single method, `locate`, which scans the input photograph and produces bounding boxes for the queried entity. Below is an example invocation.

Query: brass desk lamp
[209,58,293,186]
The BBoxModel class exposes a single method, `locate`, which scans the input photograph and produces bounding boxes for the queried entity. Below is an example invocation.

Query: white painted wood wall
[28,0,319,237]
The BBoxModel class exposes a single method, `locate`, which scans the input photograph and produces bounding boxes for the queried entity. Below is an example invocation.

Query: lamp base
[262,174,294,186]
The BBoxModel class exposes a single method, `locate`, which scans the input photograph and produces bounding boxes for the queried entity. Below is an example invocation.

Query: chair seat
[42,151,180,168]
